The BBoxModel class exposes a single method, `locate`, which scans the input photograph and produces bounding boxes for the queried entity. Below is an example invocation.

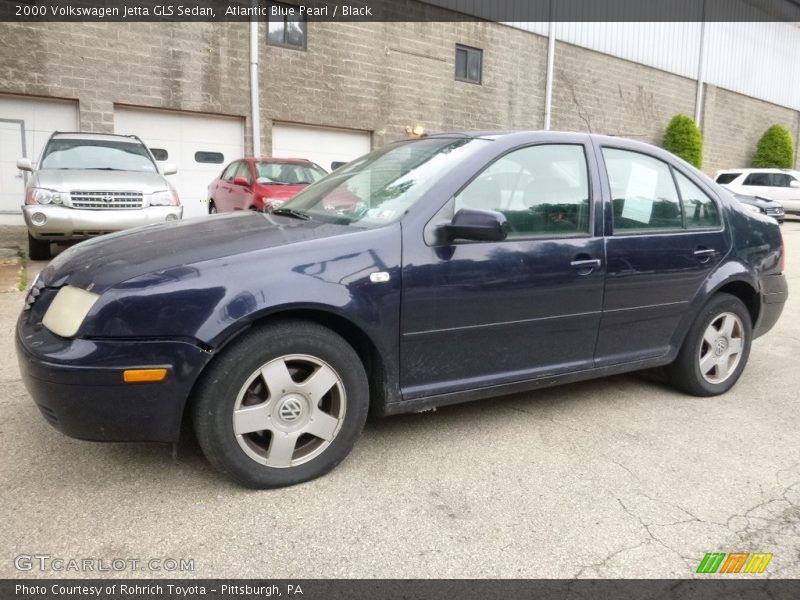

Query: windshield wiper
[271,208,312,220]
[87,167,124,171]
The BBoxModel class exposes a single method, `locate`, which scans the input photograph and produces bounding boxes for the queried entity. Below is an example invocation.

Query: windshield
[278,137,488,227]
[40,139,157,172]
[255,161,326,185]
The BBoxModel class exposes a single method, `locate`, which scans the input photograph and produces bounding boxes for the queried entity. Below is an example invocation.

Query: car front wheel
[192,320,369,488]
[27,234,50,261]
[667,293,752,397]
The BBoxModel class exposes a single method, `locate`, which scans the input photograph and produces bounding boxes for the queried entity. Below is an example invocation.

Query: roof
[51,132,143,143]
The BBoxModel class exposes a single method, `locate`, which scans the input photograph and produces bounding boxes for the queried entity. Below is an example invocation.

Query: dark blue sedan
[17,132,788,488]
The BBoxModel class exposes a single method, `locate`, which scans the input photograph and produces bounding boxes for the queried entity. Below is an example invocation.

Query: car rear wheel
[667,293,752,396]
[192,320,369,488]
[27,234,50,261]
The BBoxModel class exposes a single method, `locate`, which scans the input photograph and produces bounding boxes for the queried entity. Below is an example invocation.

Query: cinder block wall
[260,20,547,151]
[1,16,798,175]
[702,85,800,173]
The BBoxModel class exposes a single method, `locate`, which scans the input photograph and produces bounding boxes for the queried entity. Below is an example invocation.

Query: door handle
[693,248,716,263]
[570,258,601,269]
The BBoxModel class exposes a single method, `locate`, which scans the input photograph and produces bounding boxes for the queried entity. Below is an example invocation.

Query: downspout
[250,16,261,157]
[544,19,556,130]
[694,10,707,128]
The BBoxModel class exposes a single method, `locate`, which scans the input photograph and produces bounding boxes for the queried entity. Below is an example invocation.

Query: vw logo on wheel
[279,398,303,423]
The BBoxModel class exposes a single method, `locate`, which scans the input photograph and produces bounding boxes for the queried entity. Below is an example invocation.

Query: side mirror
[17,158,33,171]
[443,208,509,242]
[790,180,800,189]
[162,163,178,175]
[330,161,346,171]
[233,175,249,187]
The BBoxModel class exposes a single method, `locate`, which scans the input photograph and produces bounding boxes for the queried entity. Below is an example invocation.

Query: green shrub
[752,124,795,168]
[663,114,703,168]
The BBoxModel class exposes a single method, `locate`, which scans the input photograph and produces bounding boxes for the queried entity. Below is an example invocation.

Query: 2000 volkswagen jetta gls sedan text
[17,132,788,488]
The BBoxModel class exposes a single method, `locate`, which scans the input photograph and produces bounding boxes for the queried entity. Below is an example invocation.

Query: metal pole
[544,17,556,130]
[694,9,707,128]
[250,16,261,157]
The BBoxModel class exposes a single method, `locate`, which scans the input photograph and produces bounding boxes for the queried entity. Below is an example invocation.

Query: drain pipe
[694,8,707,128]
[250,16,261,157]
[543,17,556,130]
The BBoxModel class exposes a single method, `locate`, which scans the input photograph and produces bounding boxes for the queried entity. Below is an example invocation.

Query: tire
[666,293,752,397]
[192,320,369,488]
[27,234,50,261]
[208,201,217,215]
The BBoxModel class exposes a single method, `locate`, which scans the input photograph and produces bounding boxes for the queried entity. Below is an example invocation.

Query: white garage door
[0,95,78,218]
[272,123,371,173]
[115,107,244,219]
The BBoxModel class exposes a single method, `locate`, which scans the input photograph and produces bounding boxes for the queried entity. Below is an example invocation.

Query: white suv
[18,132,183,260]
[715,168,800,215]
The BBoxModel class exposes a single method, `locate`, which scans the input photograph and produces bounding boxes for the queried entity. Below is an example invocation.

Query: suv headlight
[742,203,762,214]
[151,190,179,206]
[42,286,100,338]
[26,188,63,205]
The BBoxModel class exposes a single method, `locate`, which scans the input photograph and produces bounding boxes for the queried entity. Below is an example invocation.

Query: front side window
[267,2,306,50]
[280,137,489,227]
[674,171,720,229]
[603,148,682,232]
[234,162,252,184]
[40,139,157,172]
[772,173,795,187]
[455,44,482,84]
[453,144,591,237]
[221,162,239,182]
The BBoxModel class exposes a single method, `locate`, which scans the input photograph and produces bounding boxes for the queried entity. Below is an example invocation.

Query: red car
[207,157,327,213]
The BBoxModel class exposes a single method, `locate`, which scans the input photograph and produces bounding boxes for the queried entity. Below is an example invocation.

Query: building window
[150,148,168,161]
[455,44,482,84]
[267,2,307,50]
[195,151,224,164]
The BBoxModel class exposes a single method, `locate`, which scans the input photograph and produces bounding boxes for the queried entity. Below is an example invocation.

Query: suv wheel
[667,293,752,396]
[192,320,369,488]
[27,234,50,261]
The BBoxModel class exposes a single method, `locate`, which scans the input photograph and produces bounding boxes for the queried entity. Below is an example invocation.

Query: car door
[229,161,254,210]
[400,142,606,400]
[213,161,240,211]
[770,172,800,213]
[594,145,728,366]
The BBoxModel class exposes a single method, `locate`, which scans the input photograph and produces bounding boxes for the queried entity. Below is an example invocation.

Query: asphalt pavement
[2,223,799,579]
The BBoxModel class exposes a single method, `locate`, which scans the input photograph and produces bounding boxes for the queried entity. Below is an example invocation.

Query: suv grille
[71,191,143,209]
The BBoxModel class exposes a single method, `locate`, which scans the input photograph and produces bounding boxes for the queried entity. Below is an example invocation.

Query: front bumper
[754,272,788,338]
[23,205,183,241]
[16,311,212,443]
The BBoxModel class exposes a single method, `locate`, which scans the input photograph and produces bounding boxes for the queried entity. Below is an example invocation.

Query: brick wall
[1,16,798,174]
[0,21,251,142]
[702,84,800,174]
[259,20,547,152]
[551,41,697,146]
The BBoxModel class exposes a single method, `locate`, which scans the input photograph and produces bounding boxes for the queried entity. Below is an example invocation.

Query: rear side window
[715,173,740,184]
[743,172,772,186]
[602,148,682,232]
[674,171,720,229]
[453,144,591,237]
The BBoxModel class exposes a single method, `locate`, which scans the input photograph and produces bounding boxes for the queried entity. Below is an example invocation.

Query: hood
[34,169,172,193]
[255,182,306,200]
[41,212,358,293]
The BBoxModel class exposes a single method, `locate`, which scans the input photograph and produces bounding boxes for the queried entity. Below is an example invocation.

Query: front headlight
[742,203,762,214]
[25,188,63,205]
[42,286,100,338]
[151,190,179,206]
